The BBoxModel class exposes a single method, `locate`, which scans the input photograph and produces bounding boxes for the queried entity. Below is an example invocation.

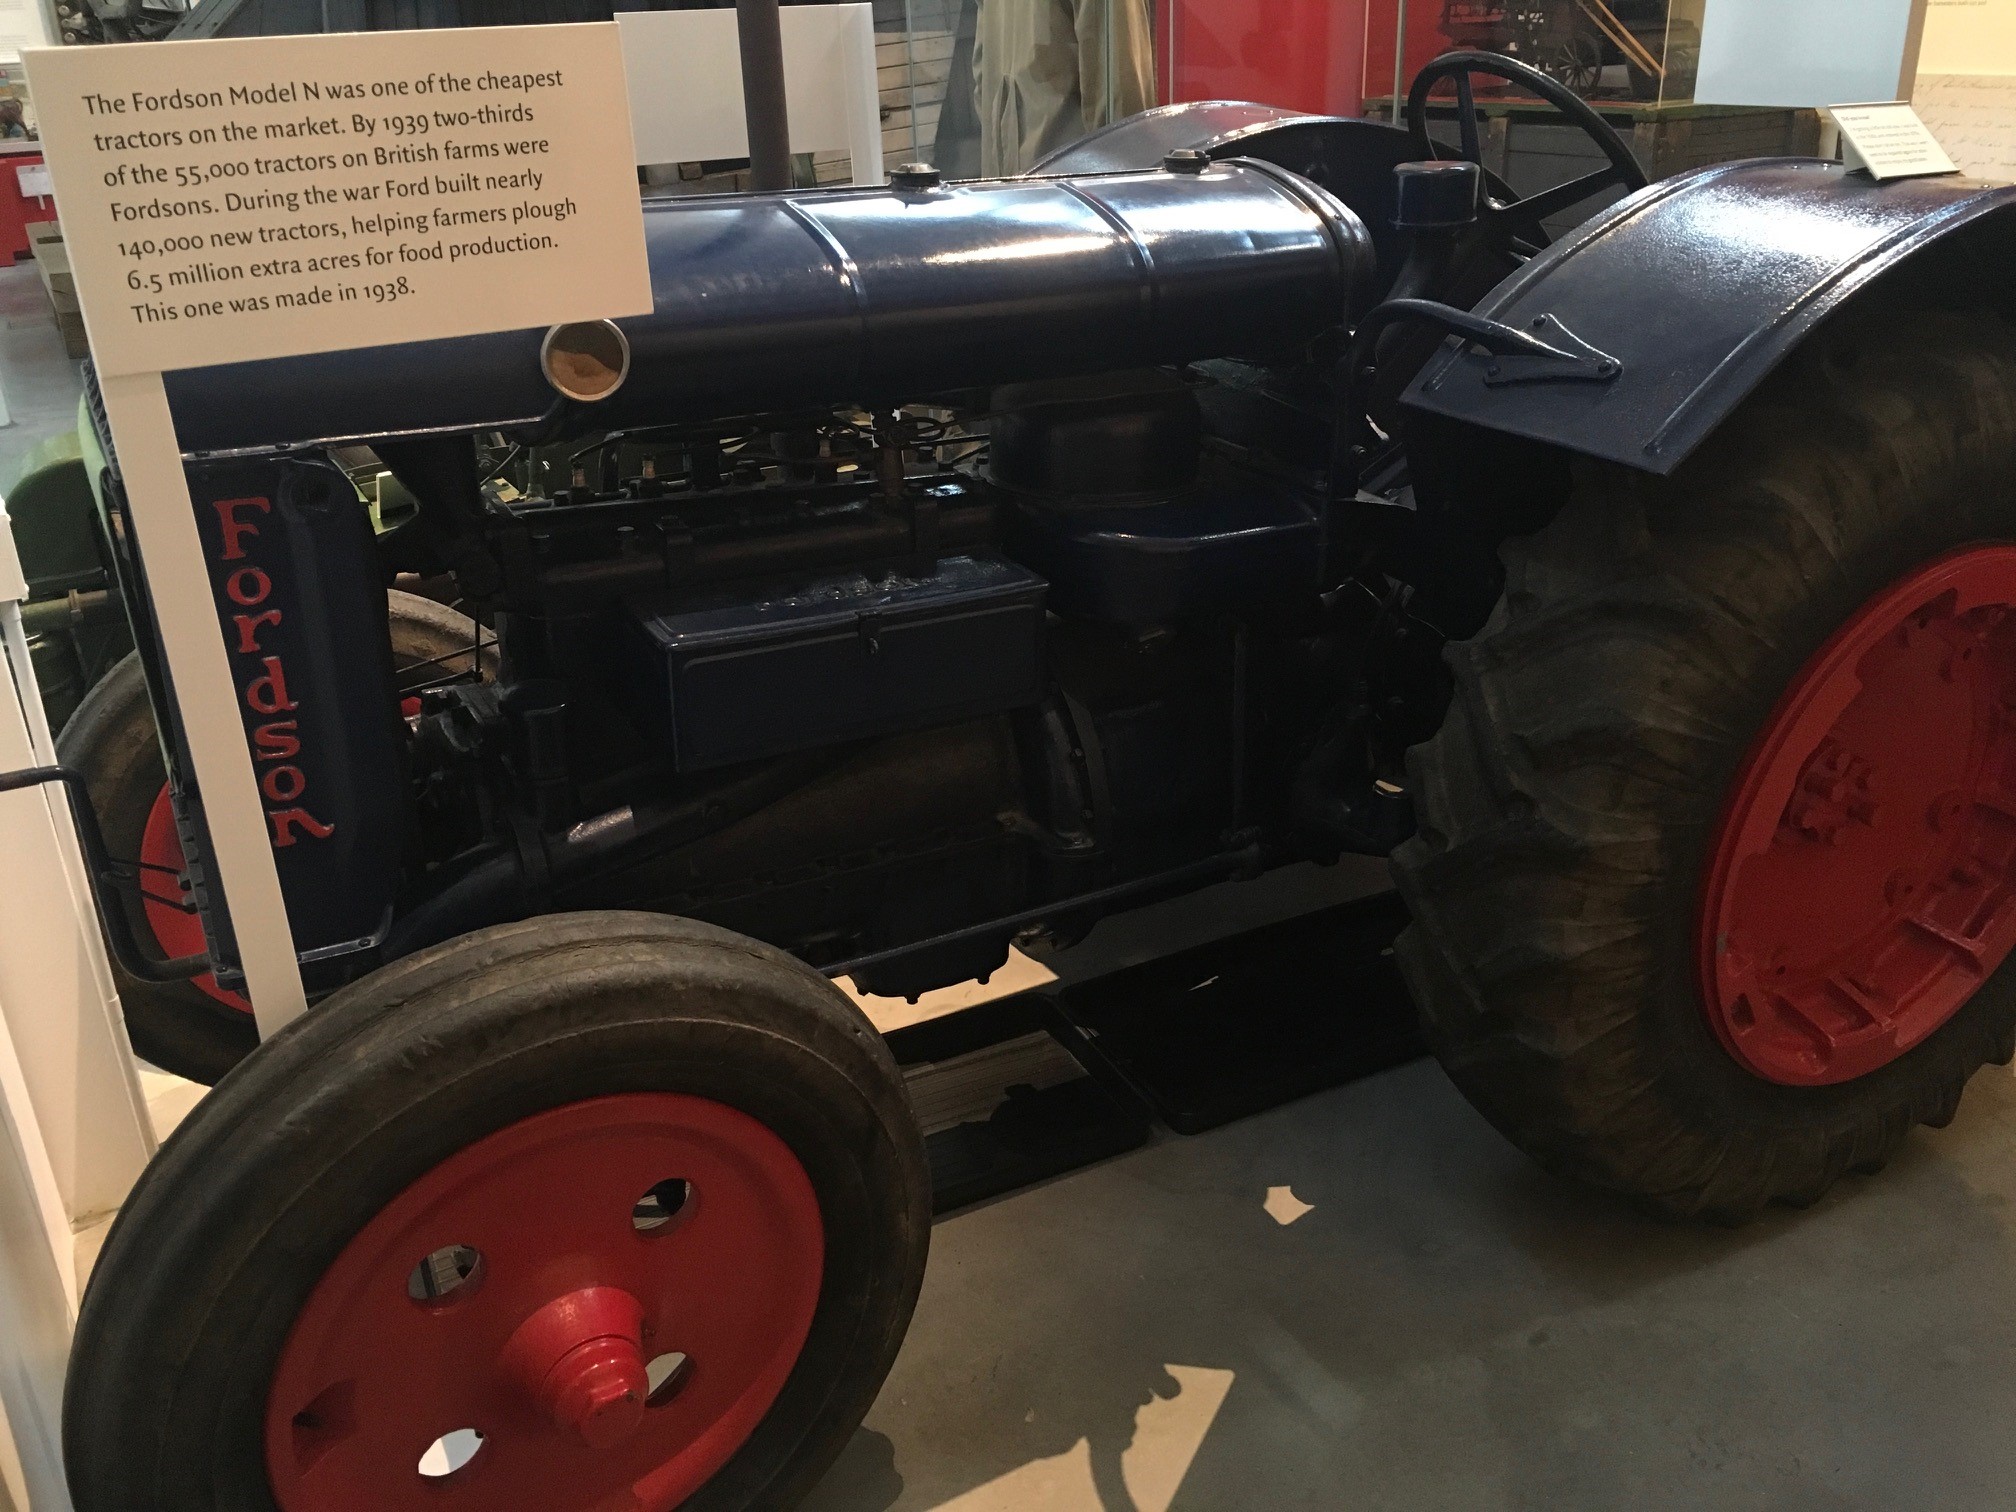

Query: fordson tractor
[19,50,2016,1512]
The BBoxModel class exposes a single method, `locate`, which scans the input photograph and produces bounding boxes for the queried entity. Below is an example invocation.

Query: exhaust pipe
[735,0,793,191]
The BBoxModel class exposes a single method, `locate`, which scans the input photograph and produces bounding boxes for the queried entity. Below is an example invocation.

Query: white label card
[19,25,653,1034]
[1829,102,1962,181]
[24,23,652,376]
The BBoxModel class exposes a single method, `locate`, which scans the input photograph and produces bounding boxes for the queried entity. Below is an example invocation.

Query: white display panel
[1696,0,1922,107]
[617,4,883,183]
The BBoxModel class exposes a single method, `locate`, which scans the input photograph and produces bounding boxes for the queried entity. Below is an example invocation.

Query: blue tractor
[25,51,2016,1512]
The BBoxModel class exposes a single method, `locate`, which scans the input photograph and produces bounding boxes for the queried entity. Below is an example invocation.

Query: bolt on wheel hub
[1698,545,2016,1086]
[264,1093,823,1510]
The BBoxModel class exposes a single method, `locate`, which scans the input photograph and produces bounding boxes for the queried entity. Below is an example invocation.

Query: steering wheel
[1407,50,1649,259]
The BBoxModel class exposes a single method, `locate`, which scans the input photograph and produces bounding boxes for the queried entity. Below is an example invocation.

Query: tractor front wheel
[55,589,489,1084]
[63,911,929,1512]
[1394,312,2016,1220]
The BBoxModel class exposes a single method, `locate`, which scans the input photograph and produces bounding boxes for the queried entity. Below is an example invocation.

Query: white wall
[1696,0,1922,106]
[1919,0,2016,74]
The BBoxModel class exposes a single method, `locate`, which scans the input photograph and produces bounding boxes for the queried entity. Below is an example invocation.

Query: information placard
[26,24,652,375]
[1830,101,1961,180]
[22,25,652,1034]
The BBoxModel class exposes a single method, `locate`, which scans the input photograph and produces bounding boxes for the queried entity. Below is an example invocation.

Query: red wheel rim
[1698,545,2016,1086]
[264,1093,824,1511]
[138,784,252,1013]
[144,691,424,1015]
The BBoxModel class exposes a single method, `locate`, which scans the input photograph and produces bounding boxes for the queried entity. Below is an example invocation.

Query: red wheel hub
[265,1094,824,1511]
[139,784,252,1013]
[1699,545,2016,1086]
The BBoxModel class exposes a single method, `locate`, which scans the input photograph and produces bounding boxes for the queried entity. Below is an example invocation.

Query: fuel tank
[164,159,1373,454]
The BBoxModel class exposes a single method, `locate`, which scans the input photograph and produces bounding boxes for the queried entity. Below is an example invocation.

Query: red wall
[1159,0,1370,118]
[1363,0,1452,110]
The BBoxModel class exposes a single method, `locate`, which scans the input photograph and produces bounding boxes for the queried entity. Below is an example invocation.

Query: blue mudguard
[1402,158,2016,474]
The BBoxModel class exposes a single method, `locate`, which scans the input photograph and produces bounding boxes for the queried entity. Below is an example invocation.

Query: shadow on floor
[805,1056,2016,1512]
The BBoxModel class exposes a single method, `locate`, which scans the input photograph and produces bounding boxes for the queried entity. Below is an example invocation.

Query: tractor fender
[1400,158,2016,475]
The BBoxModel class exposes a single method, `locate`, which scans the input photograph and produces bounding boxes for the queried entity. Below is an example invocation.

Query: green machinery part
[11,401,129,732]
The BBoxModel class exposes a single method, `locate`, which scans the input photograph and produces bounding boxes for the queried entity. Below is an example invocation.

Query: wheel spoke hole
[287,1380,357,1476]
[645,1351,692,1407]
[407,1244,483,1304]
[632,1178,692,1233]
[417,1427,484,1479]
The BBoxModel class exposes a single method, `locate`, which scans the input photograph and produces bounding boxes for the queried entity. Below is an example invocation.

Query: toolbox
[626,554,1048,770]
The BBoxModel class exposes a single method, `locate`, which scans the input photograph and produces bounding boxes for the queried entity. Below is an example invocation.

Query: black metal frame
[0,764,211,983]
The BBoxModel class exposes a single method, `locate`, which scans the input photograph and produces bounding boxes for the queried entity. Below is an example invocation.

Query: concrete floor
[7,254,2015,1512]
[0,261,83,492]
[805,1058,2016,1512]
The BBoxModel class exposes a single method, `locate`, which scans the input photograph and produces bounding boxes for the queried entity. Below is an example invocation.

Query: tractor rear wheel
[55,589,489,1085]
[1393,312,2016,1221]
[64,911,929,1512]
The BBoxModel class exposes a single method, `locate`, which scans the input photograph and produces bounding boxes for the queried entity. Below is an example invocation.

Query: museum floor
[10,259,2016,1512]
[801,1058,2016,1512]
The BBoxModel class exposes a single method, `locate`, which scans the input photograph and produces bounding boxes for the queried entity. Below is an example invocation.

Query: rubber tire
[1393,311,2016,1222]
[65,910,931,1512]
[54,590,489,1085]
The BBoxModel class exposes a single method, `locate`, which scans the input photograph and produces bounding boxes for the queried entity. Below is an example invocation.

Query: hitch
[0,763,212,985]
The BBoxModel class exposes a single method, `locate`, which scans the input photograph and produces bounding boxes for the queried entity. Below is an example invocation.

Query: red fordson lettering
[210,496,335,848]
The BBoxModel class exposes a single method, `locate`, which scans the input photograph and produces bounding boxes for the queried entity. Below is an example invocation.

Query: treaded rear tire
[1392,311,2016,1221]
